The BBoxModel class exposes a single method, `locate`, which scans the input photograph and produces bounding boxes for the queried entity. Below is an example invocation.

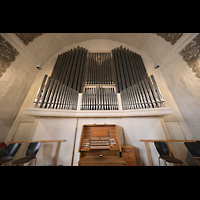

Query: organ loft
[1,33,199,166]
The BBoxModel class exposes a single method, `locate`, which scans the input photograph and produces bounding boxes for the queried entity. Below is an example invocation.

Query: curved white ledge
[26,107,172,118]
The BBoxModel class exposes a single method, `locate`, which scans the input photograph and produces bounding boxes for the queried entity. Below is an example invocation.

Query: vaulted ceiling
[1,33,200,79]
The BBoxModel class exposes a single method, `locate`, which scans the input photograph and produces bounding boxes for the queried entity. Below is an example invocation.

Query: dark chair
[12,142,41,166]
[184,141,200,166]
[0,143,21,166]
[154,142,184,166]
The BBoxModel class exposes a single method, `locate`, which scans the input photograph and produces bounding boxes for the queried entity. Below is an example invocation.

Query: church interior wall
[27,116,168,166]
[1,33,199,165]
[160,51,200,140]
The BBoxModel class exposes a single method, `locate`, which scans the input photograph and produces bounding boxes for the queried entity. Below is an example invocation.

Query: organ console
[78,124,126,166]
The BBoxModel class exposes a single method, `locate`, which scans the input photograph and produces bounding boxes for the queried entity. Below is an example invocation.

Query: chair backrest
[154,142,169,156]
[184,141,200,157]
[26,142,41,156]
[2,143,21,158]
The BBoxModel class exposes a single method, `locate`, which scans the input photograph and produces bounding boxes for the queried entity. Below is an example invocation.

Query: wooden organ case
[78,124,126,166]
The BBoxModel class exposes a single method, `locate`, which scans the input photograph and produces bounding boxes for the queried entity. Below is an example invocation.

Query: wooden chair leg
[28,160,33,166]
[35,157,37,166]
[28,158,37,166]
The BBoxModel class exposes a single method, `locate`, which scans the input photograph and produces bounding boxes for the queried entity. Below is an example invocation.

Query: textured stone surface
[156,33,183,45]
[160,52,200,139]
[0,35,19,78]
[180,33,200,78]
[15,33,43,45]
[0,53,38,141]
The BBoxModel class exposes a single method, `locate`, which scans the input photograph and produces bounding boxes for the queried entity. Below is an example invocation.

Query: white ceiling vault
[0,33,200,79]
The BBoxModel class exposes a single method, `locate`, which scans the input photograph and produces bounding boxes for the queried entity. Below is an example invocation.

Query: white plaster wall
[122,117,167,166]
[27,116,168,166]
[0,53,38,142]
[32,118,77,166]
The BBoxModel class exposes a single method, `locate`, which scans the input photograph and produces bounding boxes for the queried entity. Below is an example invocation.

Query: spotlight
[36,64,42,70]
[154,65,159,69]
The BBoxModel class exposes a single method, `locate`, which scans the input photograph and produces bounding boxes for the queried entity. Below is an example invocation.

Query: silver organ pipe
[112,46,165,110]
[85,52,114,85]
[81,87,118,110]
[33,46,88,110]
[33,46,165,111]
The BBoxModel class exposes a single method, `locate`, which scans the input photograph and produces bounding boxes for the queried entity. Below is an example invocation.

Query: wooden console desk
[78,124,126,166]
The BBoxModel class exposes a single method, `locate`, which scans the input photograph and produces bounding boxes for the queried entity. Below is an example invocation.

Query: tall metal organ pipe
[33,45,165,111]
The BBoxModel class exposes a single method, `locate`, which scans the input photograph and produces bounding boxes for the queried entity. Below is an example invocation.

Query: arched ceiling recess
[30,33,172,68]
[0,33,200,78]
[42,39,157,74]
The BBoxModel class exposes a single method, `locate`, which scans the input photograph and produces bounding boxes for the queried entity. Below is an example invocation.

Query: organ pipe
[112,46,165,109]
[85,52,114,85]
[33,45,165,111]
[33,46,88,110]
[81,87,118,110]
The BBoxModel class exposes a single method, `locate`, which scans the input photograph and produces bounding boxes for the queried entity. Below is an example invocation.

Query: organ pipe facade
[33,46,165,111]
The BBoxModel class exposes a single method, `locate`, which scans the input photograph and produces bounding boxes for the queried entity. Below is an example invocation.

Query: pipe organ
[81,87,118,110]
[85,52,114,85]
[34,46,87,109]
[112,46,165,109]
[33,46,165,111]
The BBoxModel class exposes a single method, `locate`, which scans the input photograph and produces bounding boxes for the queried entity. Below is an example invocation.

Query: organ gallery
[0,33,200,166]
